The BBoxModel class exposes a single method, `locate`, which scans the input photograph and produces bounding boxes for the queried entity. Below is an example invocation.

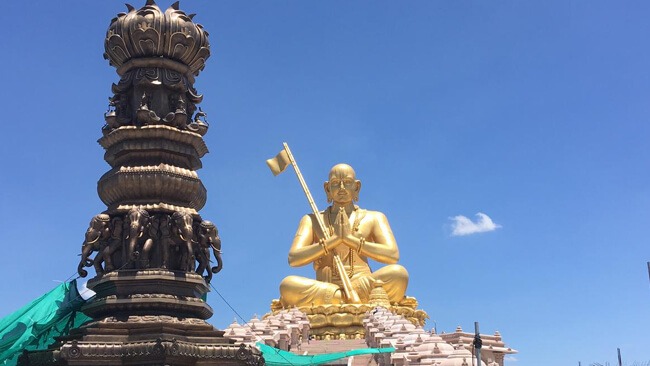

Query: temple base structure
[269,297,429,340]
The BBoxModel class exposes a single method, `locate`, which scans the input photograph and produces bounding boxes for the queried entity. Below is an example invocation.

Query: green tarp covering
[257,342,394,366]
[0,280,91,365]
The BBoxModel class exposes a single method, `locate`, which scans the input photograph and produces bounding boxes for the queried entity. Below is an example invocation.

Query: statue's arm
[288,214,341,267]
[344,212,399,264]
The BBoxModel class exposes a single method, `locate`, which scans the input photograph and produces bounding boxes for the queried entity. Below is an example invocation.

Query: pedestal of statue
[270,284,428,340]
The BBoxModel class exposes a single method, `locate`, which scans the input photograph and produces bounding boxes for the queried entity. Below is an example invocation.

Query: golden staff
[267,143,361,303]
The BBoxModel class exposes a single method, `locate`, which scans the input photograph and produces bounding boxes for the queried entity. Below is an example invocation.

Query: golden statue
[267,143,427,339]
[279,163,408,307]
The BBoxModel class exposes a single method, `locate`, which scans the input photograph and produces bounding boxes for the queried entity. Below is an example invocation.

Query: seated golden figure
[279,164,408,307]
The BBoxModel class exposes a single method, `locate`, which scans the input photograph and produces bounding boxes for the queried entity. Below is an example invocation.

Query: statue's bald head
[325,163,361,204]
[328,163,356,181]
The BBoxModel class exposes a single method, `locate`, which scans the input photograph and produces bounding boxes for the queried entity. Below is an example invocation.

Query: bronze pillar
[19,2,262,365]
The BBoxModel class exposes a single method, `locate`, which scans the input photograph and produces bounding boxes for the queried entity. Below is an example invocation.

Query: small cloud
[449,212,501,236]
[504,356,518,362]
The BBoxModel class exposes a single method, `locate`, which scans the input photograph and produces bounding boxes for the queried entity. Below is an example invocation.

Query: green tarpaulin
[257,342,394,366]
[0,280,91,365]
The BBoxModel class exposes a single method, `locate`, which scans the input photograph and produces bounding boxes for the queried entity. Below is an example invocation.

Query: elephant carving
[125,208,151,268]
[77,214,111,277]
[98,217,124,273]
[171,211,195,272]
[195,220,222,284]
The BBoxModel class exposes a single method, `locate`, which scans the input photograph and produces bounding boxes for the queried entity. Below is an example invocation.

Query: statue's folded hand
[321,234,344,254]
[340,233,359,249]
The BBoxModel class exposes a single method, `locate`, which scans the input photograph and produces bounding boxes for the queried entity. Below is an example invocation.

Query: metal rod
[474,322,482,366]
[282,143,327,234]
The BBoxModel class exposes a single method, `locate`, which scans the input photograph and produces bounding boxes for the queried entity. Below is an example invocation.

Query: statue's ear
[324,181,332,203]
[353,180,361,202]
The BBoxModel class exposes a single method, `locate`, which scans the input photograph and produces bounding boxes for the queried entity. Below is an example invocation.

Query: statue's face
[326,164,360,205]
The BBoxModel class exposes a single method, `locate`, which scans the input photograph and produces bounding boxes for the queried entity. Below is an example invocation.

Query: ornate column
[19,2,262,365]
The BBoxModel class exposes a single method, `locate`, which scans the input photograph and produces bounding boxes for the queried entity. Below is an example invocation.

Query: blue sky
[0,1,649,365]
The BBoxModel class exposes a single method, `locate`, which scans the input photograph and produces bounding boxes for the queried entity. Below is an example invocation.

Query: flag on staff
[266,148,291,176]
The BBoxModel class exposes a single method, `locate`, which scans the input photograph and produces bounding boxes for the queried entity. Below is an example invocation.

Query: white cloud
[449,212,501,236]
[504,356,518,362]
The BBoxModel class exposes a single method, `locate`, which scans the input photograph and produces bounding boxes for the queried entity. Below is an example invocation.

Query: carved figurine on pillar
[76,210,228,275]
[77,214,111,278]
[195,220,223,284]
[101,216,124,272]
[170,211,196,272]
[124,207,151,268]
